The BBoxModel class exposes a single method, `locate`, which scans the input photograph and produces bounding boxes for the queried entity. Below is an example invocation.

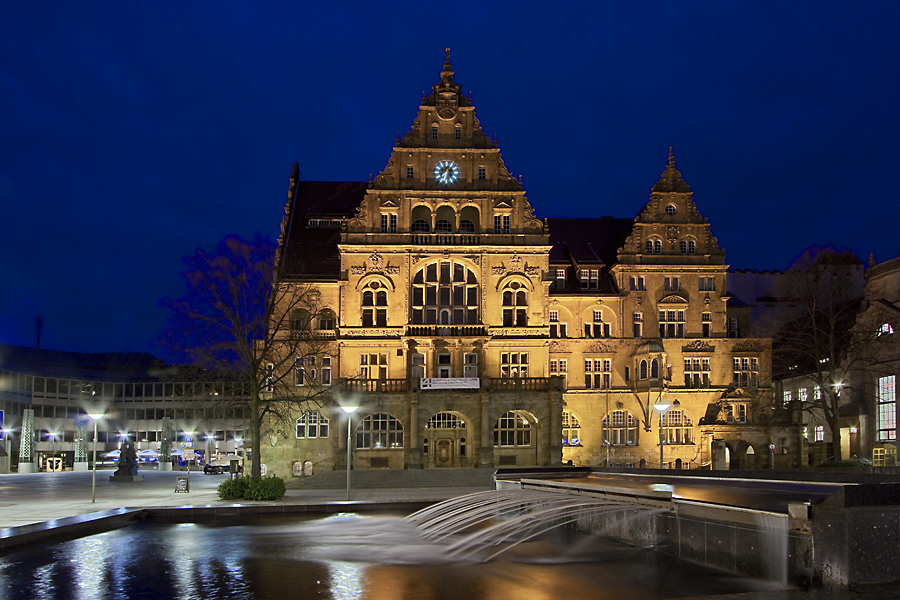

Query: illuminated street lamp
[654,399,679,469]
[340,406,359,501]
[89,413,103,502]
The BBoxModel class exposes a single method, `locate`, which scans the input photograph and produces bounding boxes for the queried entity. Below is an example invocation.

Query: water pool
[0,513,788,599]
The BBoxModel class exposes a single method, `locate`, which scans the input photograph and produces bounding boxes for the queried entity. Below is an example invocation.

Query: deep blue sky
[2,3,898,361]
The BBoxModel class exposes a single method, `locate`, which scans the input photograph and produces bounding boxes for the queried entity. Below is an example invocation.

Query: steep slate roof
[279,181,368,279]
[546,217,634,293]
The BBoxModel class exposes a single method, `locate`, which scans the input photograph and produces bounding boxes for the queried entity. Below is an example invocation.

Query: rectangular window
[590,270,599,289]
[814,426,825,442]
[659,309,686,338]
[494,215,501,233]
[389,214,397,233]
[629,276,636,291]
[556,269,566,289]
[702,312,712,338]
[878,375,897,441]
[406,166,414,179]
[501,352,528,378]
[321,357,332,386]
[464,353,478,378]
[550,358,567,389]
[699,276,715,291]
[580,270,589,289]
[799,388,808,402]
[454,128,461,139]
[684,358,711,388]
[733,356,759,388]
[431,127,438,138]
[783,390,792,407]
[503,215,510,233]
[633,312,643,338]
[437,353,452,378]
[478,166,486,179]
[411,353,426,378]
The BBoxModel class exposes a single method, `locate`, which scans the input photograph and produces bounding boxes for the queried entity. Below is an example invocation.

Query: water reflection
[0,514,786,600]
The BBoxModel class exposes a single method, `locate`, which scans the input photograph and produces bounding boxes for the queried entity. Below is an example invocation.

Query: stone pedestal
[109,475,144,482]
[73,462,89,472]
[17,462,35,474]
[158,462,172,471]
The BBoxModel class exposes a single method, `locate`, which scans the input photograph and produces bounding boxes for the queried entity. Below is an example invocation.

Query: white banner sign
[420,378,480,390]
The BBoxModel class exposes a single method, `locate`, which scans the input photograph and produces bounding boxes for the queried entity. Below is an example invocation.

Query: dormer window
[406,166,414,179]
[478,166,486,179]
[432,127,438,139]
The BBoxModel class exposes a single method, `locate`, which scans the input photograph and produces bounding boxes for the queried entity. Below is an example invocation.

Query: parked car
[204,455,243,475]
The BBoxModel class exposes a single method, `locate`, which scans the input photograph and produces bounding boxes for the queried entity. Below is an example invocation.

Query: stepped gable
[277,181,368,279]
[651,147,692,193]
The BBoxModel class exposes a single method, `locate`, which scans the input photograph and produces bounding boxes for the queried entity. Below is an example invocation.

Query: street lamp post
[341,406,359,502]
[654,399,679,469]
[89,414,103,502]
[184,431,194,488]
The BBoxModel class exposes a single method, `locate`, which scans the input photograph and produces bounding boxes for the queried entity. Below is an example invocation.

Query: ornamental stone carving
[682,340,714,352]
[549,341,569,353]
[351,252,399,276]
[584,342,613,353]
[732,340,764,353]
[492,253,540,278]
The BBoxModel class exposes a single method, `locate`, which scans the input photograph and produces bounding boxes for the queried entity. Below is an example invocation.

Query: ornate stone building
[260,51,791,476]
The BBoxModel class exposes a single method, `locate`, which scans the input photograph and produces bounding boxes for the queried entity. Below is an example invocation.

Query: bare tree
[772,248,868,460]
[159,233,335,478]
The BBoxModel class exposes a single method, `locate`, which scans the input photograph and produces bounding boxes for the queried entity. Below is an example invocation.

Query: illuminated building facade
[261,51,791,475]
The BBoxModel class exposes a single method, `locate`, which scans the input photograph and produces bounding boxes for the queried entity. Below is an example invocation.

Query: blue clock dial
[434,160,459,185]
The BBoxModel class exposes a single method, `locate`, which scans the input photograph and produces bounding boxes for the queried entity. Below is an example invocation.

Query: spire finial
[668,146,675,168]
[444,47,452,72]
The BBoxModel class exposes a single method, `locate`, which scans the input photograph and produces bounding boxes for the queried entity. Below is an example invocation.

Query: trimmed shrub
[817,457,873,468]
[216,475,285,501]
[247,475,286,501]
[217,476,250,500]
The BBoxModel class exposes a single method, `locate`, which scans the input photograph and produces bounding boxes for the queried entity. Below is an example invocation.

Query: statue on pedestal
[114,438,139,476]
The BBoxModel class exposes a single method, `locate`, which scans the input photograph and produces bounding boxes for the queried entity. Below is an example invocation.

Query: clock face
[434,160,459,185]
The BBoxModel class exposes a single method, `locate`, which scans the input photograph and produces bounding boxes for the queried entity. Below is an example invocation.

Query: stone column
[407,392,422,468]
[549,394,563,465]
[479,391,493,467]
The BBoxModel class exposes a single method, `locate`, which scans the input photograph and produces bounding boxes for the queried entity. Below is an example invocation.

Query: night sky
[2,3,898,362]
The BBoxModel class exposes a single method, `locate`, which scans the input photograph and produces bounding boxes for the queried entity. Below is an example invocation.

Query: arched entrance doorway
[424,411,469,468]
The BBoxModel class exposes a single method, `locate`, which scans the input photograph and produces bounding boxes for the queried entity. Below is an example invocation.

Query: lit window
[783,390,792,407]
[662,410,693,444]
[555,269,566,289]
[584,358,611,389]
[562,410,580,445]
[412,261,479,326]
[878,375,896,441]
[814,426,825,442]
[878,323,894,336]
[357,413,404,449]
[494,411,532,447]
[500,352,528,378]
[733,357,759,388]
[427,412,465,429]
[296,411,329,439]
[603,410,638,445]
[501,283,527,327]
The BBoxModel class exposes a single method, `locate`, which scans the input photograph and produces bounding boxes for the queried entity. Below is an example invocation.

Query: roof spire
[443,47,452,72]
[652,147,691,193]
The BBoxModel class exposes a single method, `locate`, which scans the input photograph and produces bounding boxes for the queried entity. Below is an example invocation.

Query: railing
[488,377,551,392]
[406,325,488,337]
[410,234,481,246]
[288,330,337,339]
[342,378,409,393]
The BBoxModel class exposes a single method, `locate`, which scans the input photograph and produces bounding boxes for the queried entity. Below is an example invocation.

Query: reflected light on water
[327,560,366,600]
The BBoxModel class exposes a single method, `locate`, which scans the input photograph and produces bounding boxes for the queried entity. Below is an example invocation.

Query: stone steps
[287,467,496,489]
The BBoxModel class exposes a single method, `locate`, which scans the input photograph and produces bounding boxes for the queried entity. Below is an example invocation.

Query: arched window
[665,204,677,215]
[562,410,581,446]
[362,283,387,327]
[603,410,638,445]
[435,219,453,233]
[411,261,479,325]
[662,410,693,444]
[650,358,660,379]
[290,308,311,332]
[680,239,696,254]
[654,239,662,254]
[502,282,527,326]
[411,219,430,233]
[426,412,466,429]
[356,413,403,449]
[639,359,648,380]
[459,219,476,233]
[296,411,329,439]
[494,411,532,447]
[645,240,653,254]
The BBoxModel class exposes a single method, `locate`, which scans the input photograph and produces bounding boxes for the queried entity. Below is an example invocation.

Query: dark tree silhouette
[159,233,334,478]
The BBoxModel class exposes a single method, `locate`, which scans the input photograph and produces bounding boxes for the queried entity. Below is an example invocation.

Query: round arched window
[666,204,677,215]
